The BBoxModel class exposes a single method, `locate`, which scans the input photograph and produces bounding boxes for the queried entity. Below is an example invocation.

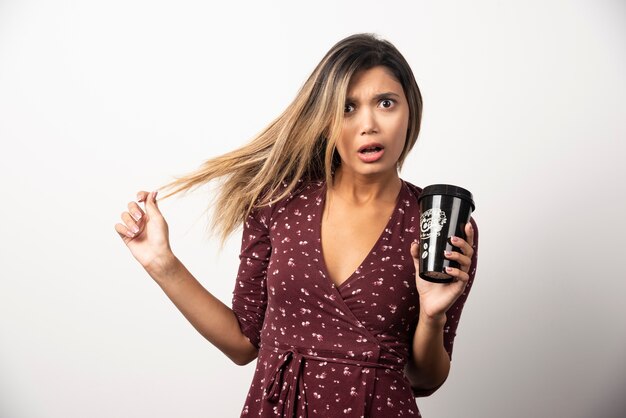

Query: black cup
[417,184,475,283]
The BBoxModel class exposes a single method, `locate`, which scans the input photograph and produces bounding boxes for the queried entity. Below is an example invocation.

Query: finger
[127,201,144,222]
[410,240,420,258]
[136,191,149,203]
[144,190,162,217]
[120,211,141,237]
[465,221,475,249]
[444,266,470,283]
[114,222,136,240]
[444,250,471,271]
[450,235,474,258]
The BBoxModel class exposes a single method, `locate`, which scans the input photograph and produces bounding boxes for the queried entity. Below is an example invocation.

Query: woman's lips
[357,147,385,163]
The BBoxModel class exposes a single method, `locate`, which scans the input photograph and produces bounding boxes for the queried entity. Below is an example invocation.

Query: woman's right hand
[115,190,174,275]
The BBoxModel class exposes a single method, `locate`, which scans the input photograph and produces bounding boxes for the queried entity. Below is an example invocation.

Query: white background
[1,1,625,417]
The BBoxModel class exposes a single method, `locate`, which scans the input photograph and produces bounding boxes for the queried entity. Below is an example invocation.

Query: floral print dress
[231,179,478,417]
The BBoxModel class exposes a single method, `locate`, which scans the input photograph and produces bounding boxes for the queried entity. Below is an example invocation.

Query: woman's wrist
[418,309,447,329]
[145,251,180,283]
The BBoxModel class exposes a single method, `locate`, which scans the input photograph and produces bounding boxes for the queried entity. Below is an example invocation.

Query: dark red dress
[232,179,478,417]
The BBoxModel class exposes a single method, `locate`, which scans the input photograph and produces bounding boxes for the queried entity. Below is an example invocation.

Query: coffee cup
[417,184,475,283]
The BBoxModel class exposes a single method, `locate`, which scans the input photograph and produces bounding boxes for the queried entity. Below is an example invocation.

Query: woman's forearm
[146,253,258,366]
[405,311,450,392]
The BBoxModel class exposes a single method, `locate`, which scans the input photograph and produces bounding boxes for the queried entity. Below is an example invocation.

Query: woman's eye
[344,104,355,113]
[380,99,394,108]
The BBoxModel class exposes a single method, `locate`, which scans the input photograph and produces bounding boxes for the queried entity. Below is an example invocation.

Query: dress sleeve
[413,216,479,397]
[231,204,272,350]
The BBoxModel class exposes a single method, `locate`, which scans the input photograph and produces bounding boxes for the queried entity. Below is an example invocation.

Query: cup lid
[418,184,475,211]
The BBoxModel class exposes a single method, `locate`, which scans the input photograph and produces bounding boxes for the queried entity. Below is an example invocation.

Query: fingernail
[451,236,459,243]
[444,250,452,256]
[132,225,139,233]
[154,190,159,200]
[126,230,135,238]
[132,211,142,221]
[446,266,453,272]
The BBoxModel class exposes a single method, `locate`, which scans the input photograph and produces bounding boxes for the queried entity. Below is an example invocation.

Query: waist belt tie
[261,343,403,418]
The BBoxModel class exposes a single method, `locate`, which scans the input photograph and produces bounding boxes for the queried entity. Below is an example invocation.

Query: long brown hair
[159,33,423,244]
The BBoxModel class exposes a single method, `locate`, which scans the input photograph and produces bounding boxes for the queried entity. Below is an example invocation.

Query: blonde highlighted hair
[159,33,423,244]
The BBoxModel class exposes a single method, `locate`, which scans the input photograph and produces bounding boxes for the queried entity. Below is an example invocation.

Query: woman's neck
[330,167,402,205]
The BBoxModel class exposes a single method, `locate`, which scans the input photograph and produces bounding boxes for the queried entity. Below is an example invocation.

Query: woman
[115,33,478,417]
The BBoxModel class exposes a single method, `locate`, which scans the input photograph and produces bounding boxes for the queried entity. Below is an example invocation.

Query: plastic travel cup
[417,184,475,283]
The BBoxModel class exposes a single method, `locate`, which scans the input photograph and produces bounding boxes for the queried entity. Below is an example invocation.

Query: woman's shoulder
[401,178,423,200]
[252,179,325,223]
[274,178,324,205]
[274,179,325,213]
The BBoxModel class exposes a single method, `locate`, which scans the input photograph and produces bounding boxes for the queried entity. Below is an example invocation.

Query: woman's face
[335,65,409,180]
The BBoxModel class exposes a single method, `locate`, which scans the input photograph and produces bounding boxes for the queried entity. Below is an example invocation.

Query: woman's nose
[359,108,379,135]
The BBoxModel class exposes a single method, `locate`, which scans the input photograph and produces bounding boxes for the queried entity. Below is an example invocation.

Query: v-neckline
[317,179,407,290]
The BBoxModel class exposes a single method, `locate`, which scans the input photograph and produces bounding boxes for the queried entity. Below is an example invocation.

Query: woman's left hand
[410,222,475,323]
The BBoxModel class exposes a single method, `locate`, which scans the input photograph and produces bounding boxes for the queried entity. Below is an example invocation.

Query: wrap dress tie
[261,343,404,417]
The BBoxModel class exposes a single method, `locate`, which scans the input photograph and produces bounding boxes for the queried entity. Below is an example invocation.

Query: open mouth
[357,144,385,163]
[358,143,384,154]
[359,146,383,154]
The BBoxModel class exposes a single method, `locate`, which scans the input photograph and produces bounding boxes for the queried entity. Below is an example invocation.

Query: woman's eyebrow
[345,91,401,103]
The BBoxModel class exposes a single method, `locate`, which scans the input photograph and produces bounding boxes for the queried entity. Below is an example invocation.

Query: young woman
[115,33,478,417]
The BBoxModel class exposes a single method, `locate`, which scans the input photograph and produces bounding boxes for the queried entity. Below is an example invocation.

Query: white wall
[1,1,624,417]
